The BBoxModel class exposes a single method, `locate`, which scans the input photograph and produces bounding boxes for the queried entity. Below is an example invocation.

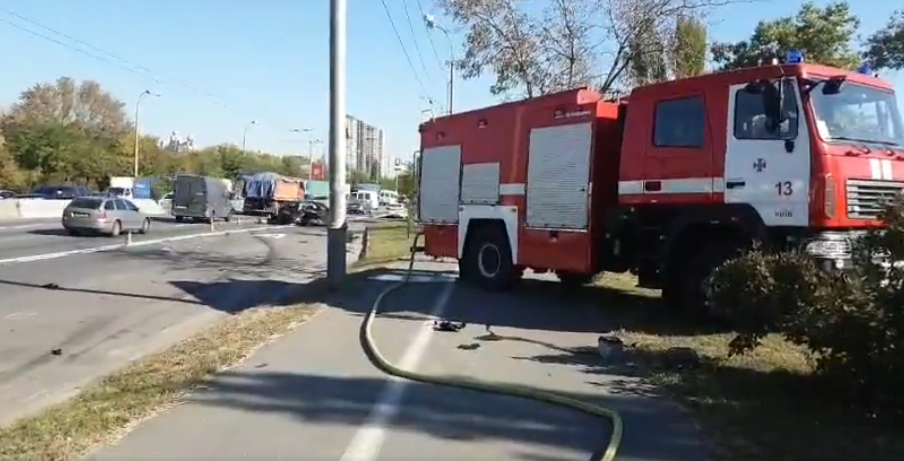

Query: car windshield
[810,82,904,146]
[70,198,103,209]
[108,187,127,195]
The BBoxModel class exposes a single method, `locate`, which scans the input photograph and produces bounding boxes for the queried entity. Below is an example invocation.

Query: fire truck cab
[417,59,903,312]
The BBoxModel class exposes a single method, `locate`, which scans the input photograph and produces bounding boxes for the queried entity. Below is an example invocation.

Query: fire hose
[359,231,624,461]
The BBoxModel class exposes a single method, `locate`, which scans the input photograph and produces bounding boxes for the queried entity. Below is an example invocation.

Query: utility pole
[424,14,454,114]
[327,0,348,285]
[308,138,322,180]
[133,90,159,178]
[242,120,257,154]
[290,128,318,179]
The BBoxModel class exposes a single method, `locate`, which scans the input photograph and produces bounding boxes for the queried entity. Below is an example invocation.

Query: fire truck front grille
[846,179,904,219]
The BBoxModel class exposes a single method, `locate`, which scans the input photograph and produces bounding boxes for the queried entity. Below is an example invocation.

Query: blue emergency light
[857,62,872,75]
[786,49,804,64]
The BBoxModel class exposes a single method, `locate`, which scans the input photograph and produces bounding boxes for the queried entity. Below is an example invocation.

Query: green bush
[709,198,904,414]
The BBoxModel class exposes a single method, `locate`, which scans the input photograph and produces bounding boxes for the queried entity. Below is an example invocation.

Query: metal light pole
[133,90,160,178]
[308,138,323,180]
[290,128,316,178]
[242,120,257,154]
[424,14,454,115]
[327,0,348,284]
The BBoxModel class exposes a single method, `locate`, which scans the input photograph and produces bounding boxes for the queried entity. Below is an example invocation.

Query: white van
[352,190,380,210]
[379,190,399,206]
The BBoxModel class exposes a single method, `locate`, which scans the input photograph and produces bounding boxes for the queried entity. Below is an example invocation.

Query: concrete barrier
[17,199,70,219]
[0,201,20,219]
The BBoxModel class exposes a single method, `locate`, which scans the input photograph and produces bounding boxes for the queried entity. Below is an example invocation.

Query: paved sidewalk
[88,263,716,461]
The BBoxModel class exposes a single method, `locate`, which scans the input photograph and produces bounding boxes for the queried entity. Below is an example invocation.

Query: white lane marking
[0,224,47,231]
[254,233,286,239]
[3,311,36,320]
[339,281,454,461]
[0,225,293,266]
[368,272,458,283]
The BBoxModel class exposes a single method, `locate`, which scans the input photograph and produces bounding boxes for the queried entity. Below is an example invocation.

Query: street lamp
[291,128,323,180]
[134,90,160,178]
[242,120,257,154]
[424,14,454,115]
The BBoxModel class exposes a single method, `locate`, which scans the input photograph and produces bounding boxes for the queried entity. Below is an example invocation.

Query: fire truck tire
[460,225,519,291]
[664,238,741,317]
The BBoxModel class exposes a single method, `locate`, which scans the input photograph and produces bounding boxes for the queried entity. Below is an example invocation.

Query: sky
[0,0,900,167]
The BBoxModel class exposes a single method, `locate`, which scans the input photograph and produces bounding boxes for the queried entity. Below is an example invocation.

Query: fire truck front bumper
[802,231,858,272]
[802,231,904,273]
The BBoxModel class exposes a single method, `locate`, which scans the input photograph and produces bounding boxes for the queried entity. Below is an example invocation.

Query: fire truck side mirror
[743,81,763,95]
[760,80,785,130]
[822,76,847,95]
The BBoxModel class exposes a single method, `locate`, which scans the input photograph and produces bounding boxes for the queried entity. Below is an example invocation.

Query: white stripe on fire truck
[499,183,526,196]
[618,177,723,195]
[868,158,895,181]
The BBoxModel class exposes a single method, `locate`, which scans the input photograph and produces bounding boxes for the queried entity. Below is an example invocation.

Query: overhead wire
[415,0,447,73]
[0,6,281,132]
[378,0,432,101]
[401,0,434,84]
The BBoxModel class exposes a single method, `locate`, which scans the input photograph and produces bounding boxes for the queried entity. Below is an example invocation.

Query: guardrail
[0,198,169,220]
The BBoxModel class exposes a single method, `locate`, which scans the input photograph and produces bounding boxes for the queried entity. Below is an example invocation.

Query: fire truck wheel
[666,239,741,317]
[461,225,518,291]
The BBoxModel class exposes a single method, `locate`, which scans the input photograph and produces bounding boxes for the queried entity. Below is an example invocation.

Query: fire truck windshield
[809,82,903,147]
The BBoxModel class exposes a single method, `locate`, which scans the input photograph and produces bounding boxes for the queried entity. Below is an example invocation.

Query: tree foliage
[626,13,708,85]
[0,77,317,192]
[864,10,904,70]
[438,0,737,97]
[709,198,904,414]
[711,2,861,71]
[671,15,708,79]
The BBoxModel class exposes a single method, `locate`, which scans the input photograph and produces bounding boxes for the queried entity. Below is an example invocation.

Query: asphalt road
[90,260,716,461]
[0,216,280,262]
[0,222,337,425]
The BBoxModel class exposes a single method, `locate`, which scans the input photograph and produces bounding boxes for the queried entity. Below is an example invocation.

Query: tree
[865,10,904,70]
[3,77,129,135]
[626,17,668,86]
[439,0,742,98]
[0,132,24,190]
[670,15,707,78]
[710,2,861,71]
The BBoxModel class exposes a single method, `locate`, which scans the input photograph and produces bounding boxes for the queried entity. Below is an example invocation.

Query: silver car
[62,197,151,237]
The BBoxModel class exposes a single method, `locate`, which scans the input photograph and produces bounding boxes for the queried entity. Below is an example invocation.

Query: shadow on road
[190,369,707,461]
[26,228,108,238]
[295,266,721,337]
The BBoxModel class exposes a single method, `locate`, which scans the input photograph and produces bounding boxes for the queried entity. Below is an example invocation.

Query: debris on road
[597,334,625,361]
[433,319,466,332]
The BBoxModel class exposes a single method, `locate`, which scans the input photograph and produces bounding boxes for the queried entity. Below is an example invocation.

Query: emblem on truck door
[753,158,767,172]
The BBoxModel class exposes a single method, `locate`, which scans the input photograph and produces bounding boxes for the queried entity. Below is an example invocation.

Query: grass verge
[0,304,318,461]
[353,221,419,268]
[593,274,904,461]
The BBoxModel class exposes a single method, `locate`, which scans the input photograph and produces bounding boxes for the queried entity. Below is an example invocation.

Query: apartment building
[345,115,386,179]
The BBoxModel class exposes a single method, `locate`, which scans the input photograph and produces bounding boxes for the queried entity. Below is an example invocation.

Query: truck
[106,176,135,199]
[417,57,903,315]
[241,172,305,220]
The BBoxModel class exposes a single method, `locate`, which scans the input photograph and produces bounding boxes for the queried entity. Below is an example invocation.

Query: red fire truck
[416,59,903,312]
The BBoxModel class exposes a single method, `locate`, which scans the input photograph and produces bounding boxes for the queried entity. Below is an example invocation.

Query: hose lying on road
[359,232,624,461]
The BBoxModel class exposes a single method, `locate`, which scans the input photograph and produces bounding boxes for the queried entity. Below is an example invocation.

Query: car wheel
[139,218,151,234]
[110,220,122,237]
